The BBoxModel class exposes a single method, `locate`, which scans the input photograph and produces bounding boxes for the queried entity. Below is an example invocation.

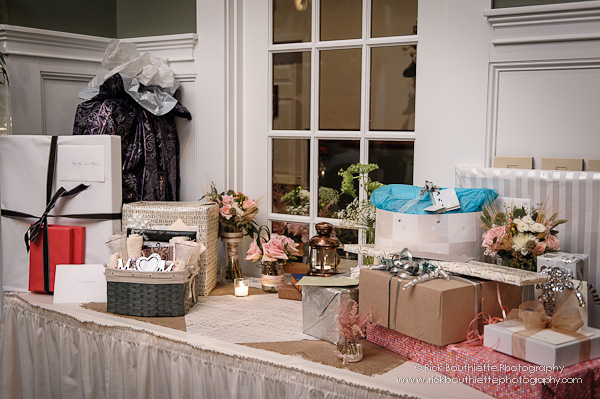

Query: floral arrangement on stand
[336,163,384,246]
[334,300,373,365]
[203,182,260,280]
[480,202,567,272]
[245,226,300,292]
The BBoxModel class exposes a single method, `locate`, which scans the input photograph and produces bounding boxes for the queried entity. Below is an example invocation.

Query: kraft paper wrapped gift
[374,208,483,258]
[359,268,523,346]
[537,252,589,282]
[0,135,122,293]
[121,201,219,296]
[29,225,85,293]
[302,285,359,344]
[484,319,600,367]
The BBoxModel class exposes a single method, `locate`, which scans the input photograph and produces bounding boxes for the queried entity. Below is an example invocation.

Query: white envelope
[0,135,122,292]
[53,264,107,304]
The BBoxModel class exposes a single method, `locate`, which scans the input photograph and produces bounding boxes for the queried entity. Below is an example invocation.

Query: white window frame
[267,0,418,241]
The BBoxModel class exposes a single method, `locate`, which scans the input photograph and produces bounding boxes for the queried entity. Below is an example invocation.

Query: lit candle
[234,277,249,297]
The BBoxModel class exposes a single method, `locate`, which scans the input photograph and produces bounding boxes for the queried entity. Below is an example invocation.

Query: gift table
[0,292,491,399]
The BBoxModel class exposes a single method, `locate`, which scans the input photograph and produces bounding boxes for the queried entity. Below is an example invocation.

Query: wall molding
[0,24,110,62]
[485,2,600,28]
[1,24,198,67]
[485,58,600,166]
[123,33,198,64]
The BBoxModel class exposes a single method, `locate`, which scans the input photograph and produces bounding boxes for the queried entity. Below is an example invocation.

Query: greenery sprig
[338,163,383,199]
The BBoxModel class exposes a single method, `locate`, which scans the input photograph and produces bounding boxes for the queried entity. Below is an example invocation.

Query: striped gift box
[456,166,600,328]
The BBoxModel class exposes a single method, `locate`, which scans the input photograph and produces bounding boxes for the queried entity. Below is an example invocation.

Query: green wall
[117,0,196,38]
[0,0,117,37]
[0,0,196,38]
[494,0,593,8]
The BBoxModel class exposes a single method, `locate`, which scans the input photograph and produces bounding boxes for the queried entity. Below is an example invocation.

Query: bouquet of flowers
[245,226,300,265]
[334,300,374,364]
[204,182,259,236]
[480,202,567,271]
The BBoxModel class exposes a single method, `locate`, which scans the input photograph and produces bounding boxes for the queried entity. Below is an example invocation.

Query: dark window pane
[318,140,360,217]
[273,52,311,130]
[371,0,417,38]
[368,140,414,185]
[272,139,311,214]
[320,0,362,41]
[319,49,362,130]
[370,46,416,131]
[334,227,359,268]
[273,0,311,44]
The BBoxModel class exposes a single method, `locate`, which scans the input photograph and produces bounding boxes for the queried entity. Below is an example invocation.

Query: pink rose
[287,223,309,243]
[245,240,263,262]
[281,234,300,255]
[243,199,256,209]
[534,241,547,256]
[220,204,232,220]
[482,225,506,251]
[262,237,288,262]
[221,195,234,205]
[546,234,560,251]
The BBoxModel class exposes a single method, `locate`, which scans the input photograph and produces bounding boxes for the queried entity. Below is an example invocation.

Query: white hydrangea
[521,216,534,225]
[512,233,535,255]
[514,219,528,233]
[298,189,310,200]
[531,222,546,233]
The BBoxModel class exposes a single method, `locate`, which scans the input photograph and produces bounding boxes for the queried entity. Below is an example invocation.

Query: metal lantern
[307,222,341,276]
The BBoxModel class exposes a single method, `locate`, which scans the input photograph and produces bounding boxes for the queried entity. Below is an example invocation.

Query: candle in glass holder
[234,277,249,297]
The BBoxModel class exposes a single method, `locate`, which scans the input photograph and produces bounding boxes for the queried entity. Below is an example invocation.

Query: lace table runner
[185,294,318,343]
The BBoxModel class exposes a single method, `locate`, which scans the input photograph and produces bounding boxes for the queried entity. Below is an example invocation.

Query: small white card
[57,145,105,182]
[53,264,107,304]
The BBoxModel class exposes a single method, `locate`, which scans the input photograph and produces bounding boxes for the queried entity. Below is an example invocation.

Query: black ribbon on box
[1,136,121,293]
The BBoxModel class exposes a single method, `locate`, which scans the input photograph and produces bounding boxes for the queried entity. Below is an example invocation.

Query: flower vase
[336,339,363,365]
[259,262,284,293]
[221,231,243,280]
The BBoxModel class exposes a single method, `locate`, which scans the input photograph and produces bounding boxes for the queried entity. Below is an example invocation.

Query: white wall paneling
[484,2,600,169]
[41,72,98,136]
[486,59,600,168]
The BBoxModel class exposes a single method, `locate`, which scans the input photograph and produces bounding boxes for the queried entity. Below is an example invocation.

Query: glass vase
[259,261,284,293]
[221,231,243,280]
[336,339,363,365]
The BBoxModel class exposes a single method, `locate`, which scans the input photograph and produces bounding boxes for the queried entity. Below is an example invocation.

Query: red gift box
[367,323,600,399]
[29,224,85,293]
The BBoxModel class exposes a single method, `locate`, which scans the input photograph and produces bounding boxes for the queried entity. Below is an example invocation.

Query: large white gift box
[0,135,122,292]
[484,319,600,367]
[374,208,482,258]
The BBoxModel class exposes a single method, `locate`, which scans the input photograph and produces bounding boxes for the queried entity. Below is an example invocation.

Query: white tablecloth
[0,293,491,399]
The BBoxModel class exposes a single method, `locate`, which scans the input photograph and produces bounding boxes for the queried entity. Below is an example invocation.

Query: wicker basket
[105,266,199,317]
[122,201,219,296]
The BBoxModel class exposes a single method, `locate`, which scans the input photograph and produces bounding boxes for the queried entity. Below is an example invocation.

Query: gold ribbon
[509,292,589,362]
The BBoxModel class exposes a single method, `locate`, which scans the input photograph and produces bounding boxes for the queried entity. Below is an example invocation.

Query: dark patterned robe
[73,74,191,203]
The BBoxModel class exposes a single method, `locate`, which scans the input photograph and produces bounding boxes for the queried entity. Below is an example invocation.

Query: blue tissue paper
[370,184,497,215]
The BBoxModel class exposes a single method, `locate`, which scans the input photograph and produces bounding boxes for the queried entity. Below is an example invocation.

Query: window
[268,0,417,261]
